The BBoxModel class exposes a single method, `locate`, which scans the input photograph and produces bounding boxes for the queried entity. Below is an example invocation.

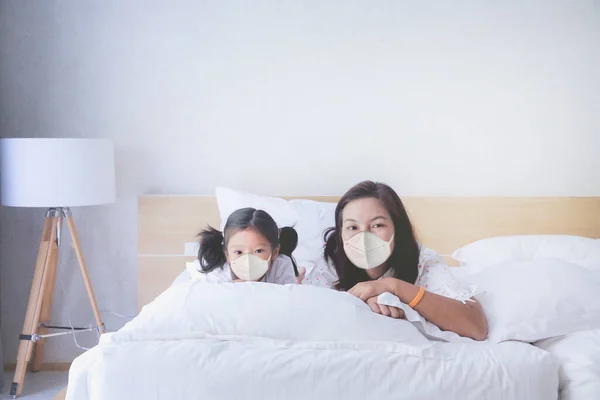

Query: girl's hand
[348,279,391,301]
[366,297,405,319]
[297,267,306,284]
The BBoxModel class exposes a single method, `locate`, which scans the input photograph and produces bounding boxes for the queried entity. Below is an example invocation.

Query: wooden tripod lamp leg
[11,211,58,398]
[32,215,61,372]
[65,212,105,332]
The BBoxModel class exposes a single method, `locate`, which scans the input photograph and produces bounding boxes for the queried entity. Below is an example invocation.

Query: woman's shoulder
[418,244,439,258]
[302,255,338,288]
[415,246,480,302]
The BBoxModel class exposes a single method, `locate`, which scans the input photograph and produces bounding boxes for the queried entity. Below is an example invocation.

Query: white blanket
[120,282,431,347]
[535,329,600,399]
[66,282,559,399]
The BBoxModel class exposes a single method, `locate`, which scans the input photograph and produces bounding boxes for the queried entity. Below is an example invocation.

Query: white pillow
[215,187,336,270]
[216,186,298,229]
[469,258,600,343]
[535,329,600,400]
[122,281,431,348]
[452,235,600,273]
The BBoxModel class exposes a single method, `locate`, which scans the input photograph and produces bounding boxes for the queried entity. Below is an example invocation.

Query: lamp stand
[10,208,105,398]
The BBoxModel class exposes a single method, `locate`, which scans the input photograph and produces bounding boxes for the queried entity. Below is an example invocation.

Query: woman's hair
[324,181,420,291]
[197,207,299,276]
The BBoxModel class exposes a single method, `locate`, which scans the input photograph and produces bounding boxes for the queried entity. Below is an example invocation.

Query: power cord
[53,252,136,350]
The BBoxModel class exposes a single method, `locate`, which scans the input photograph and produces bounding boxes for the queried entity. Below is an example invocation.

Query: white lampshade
[0,138,116,207]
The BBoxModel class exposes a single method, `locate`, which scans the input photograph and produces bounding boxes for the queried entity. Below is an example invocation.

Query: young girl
[191,207,300,284]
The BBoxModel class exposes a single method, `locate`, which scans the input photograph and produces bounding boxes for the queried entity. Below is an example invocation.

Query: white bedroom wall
[1,0,599,363]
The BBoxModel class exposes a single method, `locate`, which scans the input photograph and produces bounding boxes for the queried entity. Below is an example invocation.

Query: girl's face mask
[226,229,275,281]
[230,253,271,281]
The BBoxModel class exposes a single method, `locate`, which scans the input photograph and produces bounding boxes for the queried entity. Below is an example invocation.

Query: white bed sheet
[66,333,559,400]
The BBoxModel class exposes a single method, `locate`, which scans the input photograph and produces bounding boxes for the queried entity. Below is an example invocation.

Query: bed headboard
[138,195,600,310]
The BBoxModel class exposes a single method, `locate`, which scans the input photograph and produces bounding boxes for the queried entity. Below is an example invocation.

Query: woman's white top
[177,254,297,285]
[303,246,478,302]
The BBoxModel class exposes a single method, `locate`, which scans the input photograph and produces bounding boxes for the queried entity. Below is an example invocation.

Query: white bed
[66,280,560,400]
[62,193,600,400]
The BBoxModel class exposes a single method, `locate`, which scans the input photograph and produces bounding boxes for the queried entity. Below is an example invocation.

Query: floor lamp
[0,138,116,398]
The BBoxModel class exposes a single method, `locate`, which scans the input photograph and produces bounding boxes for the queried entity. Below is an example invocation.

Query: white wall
[1,0,599,363]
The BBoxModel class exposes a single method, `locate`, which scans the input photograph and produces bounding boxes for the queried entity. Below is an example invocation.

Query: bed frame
[137,195,600,310]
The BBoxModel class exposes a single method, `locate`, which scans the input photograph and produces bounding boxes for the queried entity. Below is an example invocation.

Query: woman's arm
[349,278,488,340]
[384,278,487,340]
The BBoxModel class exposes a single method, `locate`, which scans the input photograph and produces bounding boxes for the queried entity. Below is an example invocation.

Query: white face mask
[230,253,271,281]
[343,231,394,270]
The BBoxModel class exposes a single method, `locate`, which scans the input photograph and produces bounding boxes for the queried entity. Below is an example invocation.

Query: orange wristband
[408,286,425,308]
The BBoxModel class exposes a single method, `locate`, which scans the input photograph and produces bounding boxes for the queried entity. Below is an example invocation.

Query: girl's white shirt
[181,254,297,285]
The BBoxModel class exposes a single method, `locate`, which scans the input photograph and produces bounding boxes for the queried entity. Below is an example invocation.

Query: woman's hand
[366,297,405,319]
[348,279,393,301]
[349,279,404,319]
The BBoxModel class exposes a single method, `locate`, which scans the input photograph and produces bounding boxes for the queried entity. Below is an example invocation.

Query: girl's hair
[197,207,299,276]
[324,181,420,291]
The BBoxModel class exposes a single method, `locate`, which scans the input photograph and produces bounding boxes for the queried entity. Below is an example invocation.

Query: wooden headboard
[138,195,600,310]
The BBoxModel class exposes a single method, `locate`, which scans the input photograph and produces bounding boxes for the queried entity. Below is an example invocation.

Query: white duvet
[66,282,560,400]
[536,329,600,400]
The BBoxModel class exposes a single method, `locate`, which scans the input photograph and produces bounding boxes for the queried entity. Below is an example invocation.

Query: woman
[323,181,488,340]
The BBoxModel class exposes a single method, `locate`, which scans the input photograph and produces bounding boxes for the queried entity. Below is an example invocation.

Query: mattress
[66,332,559,400]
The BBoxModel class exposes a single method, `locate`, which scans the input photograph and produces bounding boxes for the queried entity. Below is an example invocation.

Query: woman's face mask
[343,231,394,269]
[341,197,395,269]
